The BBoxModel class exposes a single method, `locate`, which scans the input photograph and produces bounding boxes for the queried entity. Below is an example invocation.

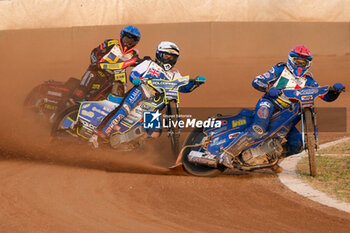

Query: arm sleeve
[90,39,110,64]
[129,60,151,83]
[252,65,279,92]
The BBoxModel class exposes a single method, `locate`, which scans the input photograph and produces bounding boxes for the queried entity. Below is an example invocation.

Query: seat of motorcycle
[107,94,123,104]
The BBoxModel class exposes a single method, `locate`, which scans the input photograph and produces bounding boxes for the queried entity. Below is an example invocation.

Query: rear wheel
[23,85,45,112]
[182,128,224,177]
[304,108,317,177]
[167,101,181,158]
[51,105,80,138]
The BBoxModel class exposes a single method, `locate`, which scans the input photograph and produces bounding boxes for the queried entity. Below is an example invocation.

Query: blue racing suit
[97,60,203,137]
[226,62,340,157]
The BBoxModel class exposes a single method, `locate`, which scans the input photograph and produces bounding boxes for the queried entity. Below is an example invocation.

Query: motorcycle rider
[89,41,206,148]
[219,45,345,172]
[71,25,144,101]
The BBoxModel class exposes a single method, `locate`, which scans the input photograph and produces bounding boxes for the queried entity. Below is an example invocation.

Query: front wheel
[166,101,181,158]
[304,108,317,177]
[51,105,80,139]
[182,128,225,177]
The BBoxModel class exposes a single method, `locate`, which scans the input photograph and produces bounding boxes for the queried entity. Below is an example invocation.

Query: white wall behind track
[0,0,349,30]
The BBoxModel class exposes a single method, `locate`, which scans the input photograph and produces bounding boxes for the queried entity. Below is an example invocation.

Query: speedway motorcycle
[175,85,339,177]
[23,58,140,123]
[51,76,193,155]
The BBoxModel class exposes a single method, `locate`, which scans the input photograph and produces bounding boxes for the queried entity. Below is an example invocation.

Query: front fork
[166,101,180,136]
[301,107,319,150]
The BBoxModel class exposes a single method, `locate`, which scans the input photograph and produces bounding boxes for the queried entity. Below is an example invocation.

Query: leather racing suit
[225,62,341,158]
[72,39,140,101]
[96,59,203,137]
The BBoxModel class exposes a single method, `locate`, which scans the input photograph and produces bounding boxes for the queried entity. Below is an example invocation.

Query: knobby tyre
[167,101,181,158]
[181,127,224,177]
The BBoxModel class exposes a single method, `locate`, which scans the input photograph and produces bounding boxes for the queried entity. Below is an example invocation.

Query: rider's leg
[71,69,96,101]
[89,86,144,148]
[283,126,303,156]
[220,98,275,168]
[100,86,144,137]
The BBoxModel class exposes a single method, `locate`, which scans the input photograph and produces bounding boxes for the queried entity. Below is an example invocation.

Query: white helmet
[155,41,180,71]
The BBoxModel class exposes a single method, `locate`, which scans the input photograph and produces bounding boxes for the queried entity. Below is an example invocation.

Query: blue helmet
[287,45,313,77]
[120,25,141,53]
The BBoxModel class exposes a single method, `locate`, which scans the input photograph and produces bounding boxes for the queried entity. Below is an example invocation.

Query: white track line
[278,137,350,214]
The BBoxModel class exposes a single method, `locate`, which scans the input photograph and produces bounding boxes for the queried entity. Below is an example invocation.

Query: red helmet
[287,45,313,77]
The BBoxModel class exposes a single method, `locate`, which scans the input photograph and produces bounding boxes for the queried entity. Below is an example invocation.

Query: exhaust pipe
[187,151,218,168]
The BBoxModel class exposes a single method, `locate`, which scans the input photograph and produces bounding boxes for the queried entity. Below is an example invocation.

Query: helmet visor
[291,57,311,68]
[162,52,178,63]
[122,32,139,48]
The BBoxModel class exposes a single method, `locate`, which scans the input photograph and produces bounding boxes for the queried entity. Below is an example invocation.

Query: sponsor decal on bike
[212,126,228,134]
[212,137,226,145]
[295,88,318,96]
[107,114,125,132]
[103,106,113,112]
[228,132,239,139]
[232,119,247,128]
[92,107,108,116]
[44,104,57,110]
[81,110,95,118]
[47,91,62,97]
[44,98,59,104]
[301,95,313,101]
[80,119,96,130]
[140,103,153,111]
[82,104,91,109]
[220,120,228,125]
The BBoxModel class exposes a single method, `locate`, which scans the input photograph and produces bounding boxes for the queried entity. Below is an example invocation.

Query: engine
[109,125,146,149]
[241,138,283,165]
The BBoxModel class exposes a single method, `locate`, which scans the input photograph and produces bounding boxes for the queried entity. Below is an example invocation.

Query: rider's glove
[332,83,345,92]
[267,87,281,98]
[195,76,206,84]
[132,78,142,86]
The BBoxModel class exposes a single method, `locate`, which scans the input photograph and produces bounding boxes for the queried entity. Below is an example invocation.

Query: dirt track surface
[1,25,350,232]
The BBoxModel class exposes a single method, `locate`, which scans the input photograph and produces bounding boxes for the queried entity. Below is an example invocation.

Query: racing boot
[89,134,100,149]
[218,152,234,169]
[271,164,283,173]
